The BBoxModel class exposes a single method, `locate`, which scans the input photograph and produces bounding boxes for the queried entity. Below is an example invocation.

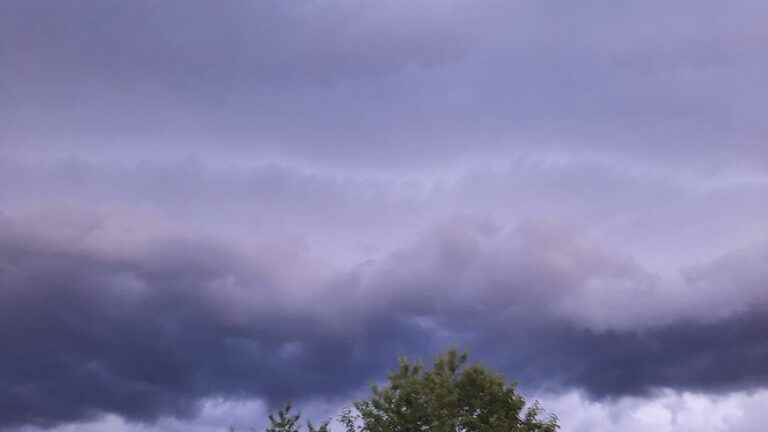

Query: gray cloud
[0,221,431,430]
[2,1,768,430]
[2,211,767,430]
[2,0,766,169]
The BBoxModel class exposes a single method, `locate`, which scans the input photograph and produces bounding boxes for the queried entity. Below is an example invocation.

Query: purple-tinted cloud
[2,1,768,431]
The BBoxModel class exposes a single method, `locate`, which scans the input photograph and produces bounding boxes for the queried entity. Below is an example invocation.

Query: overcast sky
[2,1,768,431]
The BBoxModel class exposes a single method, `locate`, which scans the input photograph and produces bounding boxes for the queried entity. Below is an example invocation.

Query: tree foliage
[262,350,558,432]
[262,403,330,432]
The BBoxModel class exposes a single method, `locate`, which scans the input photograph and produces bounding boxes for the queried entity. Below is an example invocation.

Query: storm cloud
[2,1,768,431]
[2,209,767,430]
[0,216,430,428]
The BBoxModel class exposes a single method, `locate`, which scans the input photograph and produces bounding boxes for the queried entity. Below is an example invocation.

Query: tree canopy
[261,350,558,432]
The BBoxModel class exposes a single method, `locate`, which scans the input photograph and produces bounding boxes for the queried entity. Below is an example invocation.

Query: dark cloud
[354,221,768,398]
[2,216,767,430]
[2,1,768,431]
[476,309,768,399]
[0,226,430,430]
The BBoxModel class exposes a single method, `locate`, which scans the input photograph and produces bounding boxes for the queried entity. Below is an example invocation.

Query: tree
[264,350,558,432]
[264,403,330,432]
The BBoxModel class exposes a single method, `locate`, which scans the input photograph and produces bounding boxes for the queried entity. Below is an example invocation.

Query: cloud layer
[2,1,768,431]
[1,205,767,429]
[3,1,767,169]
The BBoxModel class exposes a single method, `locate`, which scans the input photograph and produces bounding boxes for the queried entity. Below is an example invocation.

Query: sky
[1,1,767,431]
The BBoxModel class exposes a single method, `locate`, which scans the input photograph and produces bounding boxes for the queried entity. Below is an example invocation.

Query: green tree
[265,403,300,432]
[265,350,558,432]
[260,403,330,432]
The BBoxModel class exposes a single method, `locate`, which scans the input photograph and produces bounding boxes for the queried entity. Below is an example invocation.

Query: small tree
[265,350,558,432]
[262,403,330,432]
[265,403,301,432]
